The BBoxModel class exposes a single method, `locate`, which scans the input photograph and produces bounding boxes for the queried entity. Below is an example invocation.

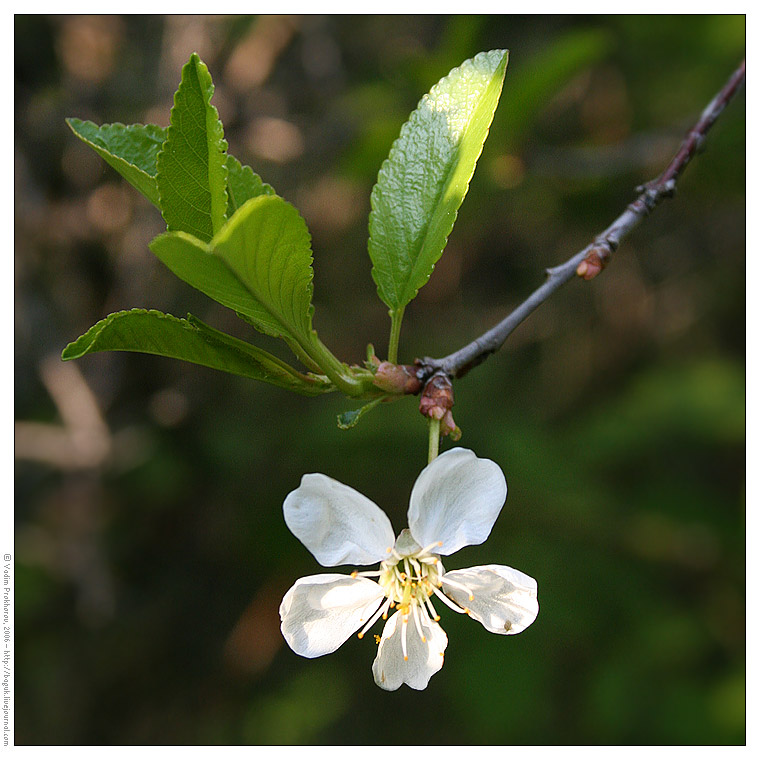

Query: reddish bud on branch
[576,248,609,280]
[419,372,461,440]
[372,361,423,395]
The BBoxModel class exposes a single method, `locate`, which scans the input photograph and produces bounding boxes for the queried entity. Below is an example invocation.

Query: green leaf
[337,397,384,429]
[149,194,369,397]
[150,194,316,347]
[66,119,273,220]
[213,194,317,344]
[368,50,509,317]
[61,309,334,396]
[66,118,167,207]
[226,154,275,217]
[149,229,276,331]
[157,52,228,242]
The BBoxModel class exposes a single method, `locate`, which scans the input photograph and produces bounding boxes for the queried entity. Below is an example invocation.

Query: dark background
[15,15,745,744]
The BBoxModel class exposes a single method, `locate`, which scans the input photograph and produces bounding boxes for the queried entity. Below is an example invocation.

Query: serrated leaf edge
[368,49,508,310]
[156,52,230,241]
[65,118,167,205]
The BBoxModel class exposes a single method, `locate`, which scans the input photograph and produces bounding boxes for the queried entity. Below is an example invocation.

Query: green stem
[428,417,441,464]
[387,307,405,365]
[283,336,325,374]
[306,334,372,397]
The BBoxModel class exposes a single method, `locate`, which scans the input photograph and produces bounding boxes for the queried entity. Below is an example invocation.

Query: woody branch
[417,58,745,383]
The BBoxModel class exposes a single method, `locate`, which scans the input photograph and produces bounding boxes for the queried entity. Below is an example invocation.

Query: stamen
[424,595,441,622]
[357,597,391,639]
[432,585,469,614]
[401,615,409,661]
[442,575,476,601]
[420,541,444,555]
[411,602,426,643]
[354,570,382,578]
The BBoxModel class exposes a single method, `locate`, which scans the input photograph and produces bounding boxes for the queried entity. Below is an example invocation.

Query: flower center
[352,532,476,660]
[378,546,441,615]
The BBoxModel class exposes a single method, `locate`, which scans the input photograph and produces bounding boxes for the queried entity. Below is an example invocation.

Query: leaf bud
[372,361,423,395]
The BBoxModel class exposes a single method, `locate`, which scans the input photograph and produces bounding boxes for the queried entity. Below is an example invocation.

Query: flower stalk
[428,417,441,463]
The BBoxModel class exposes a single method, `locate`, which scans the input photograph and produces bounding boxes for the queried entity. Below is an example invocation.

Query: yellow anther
[357,632,364,639]
[374,634,382,644]
[350,571,358,578]
[404,656,409,661]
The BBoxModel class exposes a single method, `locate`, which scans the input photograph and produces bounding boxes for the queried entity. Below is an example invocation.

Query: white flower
[279,448,539,691]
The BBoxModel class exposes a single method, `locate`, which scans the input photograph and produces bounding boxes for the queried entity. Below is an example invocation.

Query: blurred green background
[14,15,745,745]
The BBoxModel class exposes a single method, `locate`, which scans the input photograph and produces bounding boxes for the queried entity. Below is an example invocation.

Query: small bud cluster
[419,372,460,439]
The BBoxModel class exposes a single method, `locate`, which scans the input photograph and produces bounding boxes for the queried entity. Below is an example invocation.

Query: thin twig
[419,59,745,381]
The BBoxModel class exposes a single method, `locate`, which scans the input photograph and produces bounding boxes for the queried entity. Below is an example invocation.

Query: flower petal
[283,473,396,566]
[408,448,507,555]
[371,610,448,691]
[442,564,538,635]
[280,573,386,658]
